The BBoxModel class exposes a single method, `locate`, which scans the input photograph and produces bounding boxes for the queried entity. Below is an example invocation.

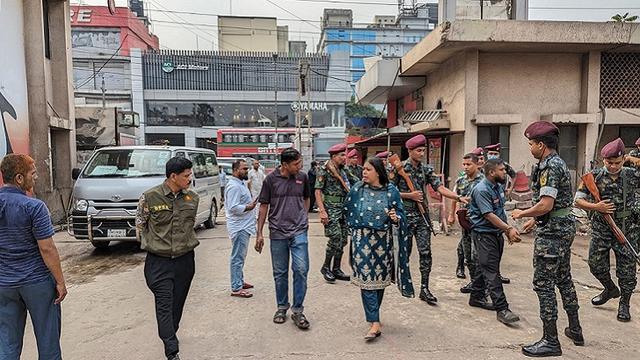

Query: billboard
[0,0,30,160]
[75,106,117,148]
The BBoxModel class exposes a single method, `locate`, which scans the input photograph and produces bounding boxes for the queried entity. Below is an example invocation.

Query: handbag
[456,208,472,231]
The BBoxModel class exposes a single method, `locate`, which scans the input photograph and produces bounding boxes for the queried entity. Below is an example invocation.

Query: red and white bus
[216,127,297,163]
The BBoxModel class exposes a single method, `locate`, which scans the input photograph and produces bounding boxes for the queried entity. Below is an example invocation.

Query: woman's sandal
[273,309,287,324]
[291,312,310,330]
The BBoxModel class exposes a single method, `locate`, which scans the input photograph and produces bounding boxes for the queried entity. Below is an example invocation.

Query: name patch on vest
[151,204,170,212]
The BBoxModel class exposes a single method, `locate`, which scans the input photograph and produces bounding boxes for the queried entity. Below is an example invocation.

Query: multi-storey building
[317,3,439,83]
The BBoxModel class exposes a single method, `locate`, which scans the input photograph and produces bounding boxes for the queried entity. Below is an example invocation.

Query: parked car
[68,146,221,248]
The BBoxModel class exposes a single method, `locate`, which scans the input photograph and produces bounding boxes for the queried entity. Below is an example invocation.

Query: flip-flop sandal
[273,309,287,324]
[291,313,310,330]
[364,331,382,341]
[242,282,254,289]
[230,289,253,298]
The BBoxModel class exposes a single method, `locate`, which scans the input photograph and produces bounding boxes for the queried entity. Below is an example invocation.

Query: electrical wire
[74,33,129,89]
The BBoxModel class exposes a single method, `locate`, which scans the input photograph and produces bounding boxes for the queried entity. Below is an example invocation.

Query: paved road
[22,215,639,359]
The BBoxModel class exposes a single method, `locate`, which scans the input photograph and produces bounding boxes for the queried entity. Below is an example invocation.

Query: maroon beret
[601,138,625,158]
[635,137,640,146]
[405,134,426,150]
[347,149,358,158]
[484,143,501,152]
[376,151,389,159]
[524,121,559,139]
[328,143,347,155]
[471,147,484,156]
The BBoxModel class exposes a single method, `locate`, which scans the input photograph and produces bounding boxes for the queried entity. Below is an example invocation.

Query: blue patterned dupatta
[344,182,415,298]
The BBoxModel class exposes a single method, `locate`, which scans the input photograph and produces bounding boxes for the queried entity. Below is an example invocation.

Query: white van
[68,146,221,248]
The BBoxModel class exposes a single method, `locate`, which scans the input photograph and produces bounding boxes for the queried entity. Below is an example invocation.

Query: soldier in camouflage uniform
[315,143,351,283]
[346,149,363,186]
[630,137,640,158]
[449,153,484,291]
[512,121,582,357]
[395,134,464,305]
[575,138,640,323]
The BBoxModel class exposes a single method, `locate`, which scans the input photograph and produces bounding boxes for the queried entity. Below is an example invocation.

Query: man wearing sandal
[255,148,311,330]
[225,159,258,298]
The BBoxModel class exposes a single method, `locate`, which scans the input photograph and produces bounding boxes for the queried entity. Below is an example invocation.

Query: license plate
[107,229,127,238]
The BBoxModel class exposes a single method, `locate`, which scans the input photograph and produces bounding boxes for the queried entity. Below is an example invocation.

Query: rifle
[324,160,350,193]
[388,154,436,235]
[581,172,640,266]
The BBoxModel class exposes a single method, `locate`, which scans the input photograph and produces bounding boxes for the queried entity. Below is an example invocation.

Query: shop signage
[162,61,209,73]
[290,102,328,112]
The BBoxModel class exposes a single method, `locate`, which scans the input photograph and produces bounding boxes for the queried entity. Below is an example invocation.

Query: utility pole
[101,74,106,108]
[304,62,312,161]
[295,59,303,151]
[273,53,279,153]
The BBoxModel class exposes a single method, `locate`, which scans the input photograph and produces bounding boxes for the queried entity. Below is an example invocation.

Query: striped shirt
[0,186,55,288]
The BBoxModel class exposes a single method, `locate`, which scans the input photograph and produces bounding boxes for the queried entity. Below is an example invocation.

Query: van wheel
[91,240,110,249]
[204,200,217,229]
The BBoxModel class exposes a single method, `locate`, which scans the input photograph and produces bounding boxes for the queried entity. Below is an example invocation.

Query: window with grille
[557,125,577,171]
[600,52,640,108]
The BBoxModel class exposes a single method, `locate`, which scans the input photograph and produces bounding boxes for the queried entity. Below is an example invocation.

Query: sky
[72,0,640,51]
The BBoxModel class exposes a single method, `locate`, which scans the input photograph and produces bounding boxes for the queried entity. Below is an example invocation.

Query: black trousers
[470,231,509,312]
[144,251,195,357]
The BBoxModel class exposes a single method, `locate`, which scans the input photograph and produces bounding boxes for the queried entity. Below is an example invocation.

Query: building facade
[218,16,289,53]
[357,20,640,187]
[138,50,351,162]
[71,5,159,163]
[317,3,438,83]
[1,0,76,223]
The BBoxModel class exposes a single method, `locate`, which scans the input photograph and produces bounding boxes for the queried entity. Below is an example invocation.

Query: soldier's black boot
[522,320,562,357]
[617,293,632,322]
[564,311,584,346]
[332,252,350,281]
[456,252,466,279]
[419,279,438,305]
[320,251,336,283]
[591,278,620,306]
[460,282,473,294]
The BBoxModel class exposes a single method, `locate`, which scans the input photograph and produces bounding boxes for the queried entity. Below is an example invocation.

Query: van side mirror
[72,168,81,180]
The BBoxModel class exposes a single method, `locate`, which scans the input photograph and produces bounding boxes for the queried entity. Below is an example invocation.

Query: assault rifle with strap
[581,172,640,266]
[389,154,436,235]
[324,160,350,193]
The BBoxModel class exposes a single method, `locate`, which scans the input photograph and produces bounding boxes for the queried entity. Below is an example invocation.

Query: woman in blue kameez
[344,157,414,341]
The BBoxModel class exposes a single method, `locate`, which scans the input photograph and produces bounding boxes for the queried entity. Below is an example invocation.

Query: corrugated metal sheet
[143,50,330,91]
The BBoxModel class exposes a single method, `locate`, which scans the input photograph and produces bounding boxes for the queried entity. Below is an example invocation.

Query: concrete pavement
[21,215,640,359]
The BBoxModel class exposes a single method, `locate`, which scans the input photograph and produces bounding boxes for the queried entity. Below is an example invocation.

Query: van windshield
[82,149,172,178]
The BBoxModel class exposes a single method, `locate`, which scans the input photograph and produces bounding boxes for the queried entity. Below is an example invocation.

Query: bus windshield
[82,149,172,178]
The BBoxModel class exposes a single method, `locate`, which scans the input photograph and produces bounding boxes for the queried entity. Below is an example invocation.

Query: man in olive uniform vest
[512,121,582,357]
[395,134,465,304]
[575,138,640,322]
[316,143,351,283]
[346,149,363,185]
[136,157,200,360]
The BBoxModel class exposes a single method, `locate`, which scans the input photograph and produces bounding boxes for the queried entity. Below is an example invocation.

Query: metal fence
[143,50,330,92]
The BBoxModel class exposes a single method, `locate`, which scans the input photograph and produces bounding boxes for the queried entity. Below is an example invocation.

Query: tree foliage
[612,13,639,22]
[345,96,382,119]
